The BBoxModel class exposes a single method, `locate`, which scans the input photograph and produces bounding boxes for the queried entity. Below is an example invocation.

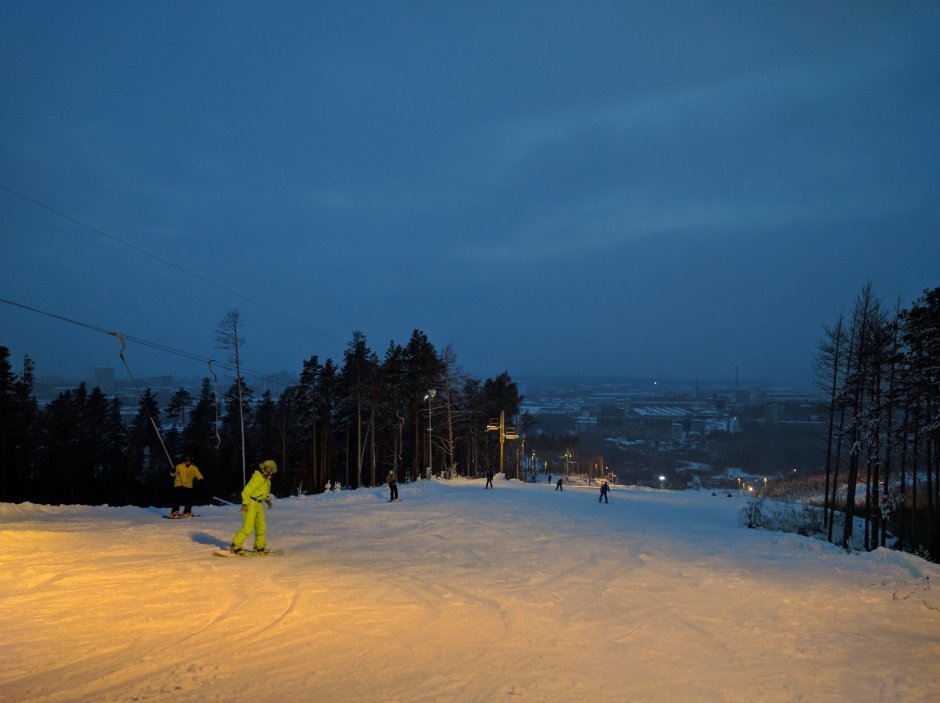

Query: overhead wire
[0,296,276,384]
[0,183,344,346]
[114,332,176,470]
[2,186,318,487]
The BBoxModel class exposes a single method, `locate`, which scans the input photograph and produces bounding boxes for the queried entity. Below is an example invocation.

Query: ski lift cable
[0,183,344,345]
[113,332,175,471]
[0,296,276,383]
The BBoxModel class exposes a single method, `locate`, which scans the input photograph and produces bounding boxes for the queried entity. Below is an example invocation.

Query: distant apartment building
[591,401,737,443]
[92,367,116,393]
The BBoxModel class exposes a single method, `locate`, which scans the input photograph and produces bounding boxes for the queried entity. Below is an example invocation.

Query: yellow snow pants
[232,500,267,550]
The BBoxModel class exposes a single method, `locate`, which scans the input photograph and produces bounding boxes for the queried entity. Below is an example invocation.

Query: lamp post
[424,389,436,478]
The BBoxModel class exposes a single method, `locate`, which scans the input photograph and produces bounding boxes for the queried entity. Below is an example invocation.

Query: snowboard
[163,514,200,519]
[388,498,401,502]
[213,548,284,558]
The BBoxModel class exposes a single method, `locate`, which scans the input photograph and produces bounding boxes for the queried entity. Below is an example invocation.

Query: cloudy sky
[2,1,938,387]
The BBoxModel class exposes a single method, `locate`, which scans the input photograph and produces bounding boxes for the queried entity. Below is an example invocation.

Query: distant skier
[548,473,552,485]
[555,478,564,491]
[599,481,610,503]
[230,460,277,555]
[387,469,399,501]
[170,455,203,518]
[485,470,494,489]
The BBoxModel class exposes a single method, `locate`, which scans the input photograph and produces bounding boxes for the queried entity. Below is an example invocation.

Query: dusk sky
[2,2,938,389]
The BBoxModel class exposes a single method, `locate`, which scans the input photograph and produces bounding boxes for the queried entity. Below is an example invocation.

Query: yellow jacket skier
[230,460,277,554]
[170,455,204,518]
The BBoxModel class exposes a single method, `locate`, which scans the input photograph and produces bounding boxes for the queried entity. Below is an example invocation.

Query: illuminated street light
[424,389,436,478]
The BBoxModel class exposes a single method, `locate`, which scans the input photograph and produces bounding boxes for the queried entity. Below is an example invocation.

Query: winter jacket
[241,469,272,505]
[173,462,204,488]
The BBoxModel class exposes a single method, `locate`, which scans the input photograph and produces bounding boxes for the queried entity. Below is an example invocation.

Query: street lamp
[424,389,436,478]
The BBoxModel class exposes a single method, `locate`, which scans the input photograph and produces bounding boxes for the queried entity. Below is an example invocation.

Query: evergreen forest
[0,327,521,510]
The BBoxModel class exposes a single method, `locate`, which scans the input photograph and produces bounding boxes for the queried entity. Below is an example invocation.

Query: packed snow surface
[2,478,938,702]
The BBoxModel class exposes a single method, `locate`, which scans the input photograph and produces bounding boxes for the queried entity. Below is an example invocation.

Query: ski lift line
[0,295,255,377]
[0,295,273,383]
[1,184,217,290]
[0,183,344,345]
[114,332,176,471]
[1,296,205,364]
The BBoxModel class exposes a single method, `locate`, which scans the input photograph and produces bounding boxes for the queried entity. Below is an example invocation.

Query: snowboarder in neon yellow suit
[230,460,277,554]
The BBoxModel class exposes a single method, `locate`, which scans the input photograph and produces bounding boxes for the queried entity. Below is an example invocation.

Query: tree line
[0,321,522,508]
[816,284,940,561]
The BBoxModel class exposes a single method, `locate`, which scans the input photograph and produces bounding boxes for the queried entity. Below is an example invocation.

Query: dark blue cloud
[2,2,937,387]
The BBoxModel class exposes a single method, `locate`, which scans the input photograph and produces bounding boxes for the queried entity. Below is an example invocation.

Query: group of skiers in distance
[171,456,613,557]
[385,467,612,503]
